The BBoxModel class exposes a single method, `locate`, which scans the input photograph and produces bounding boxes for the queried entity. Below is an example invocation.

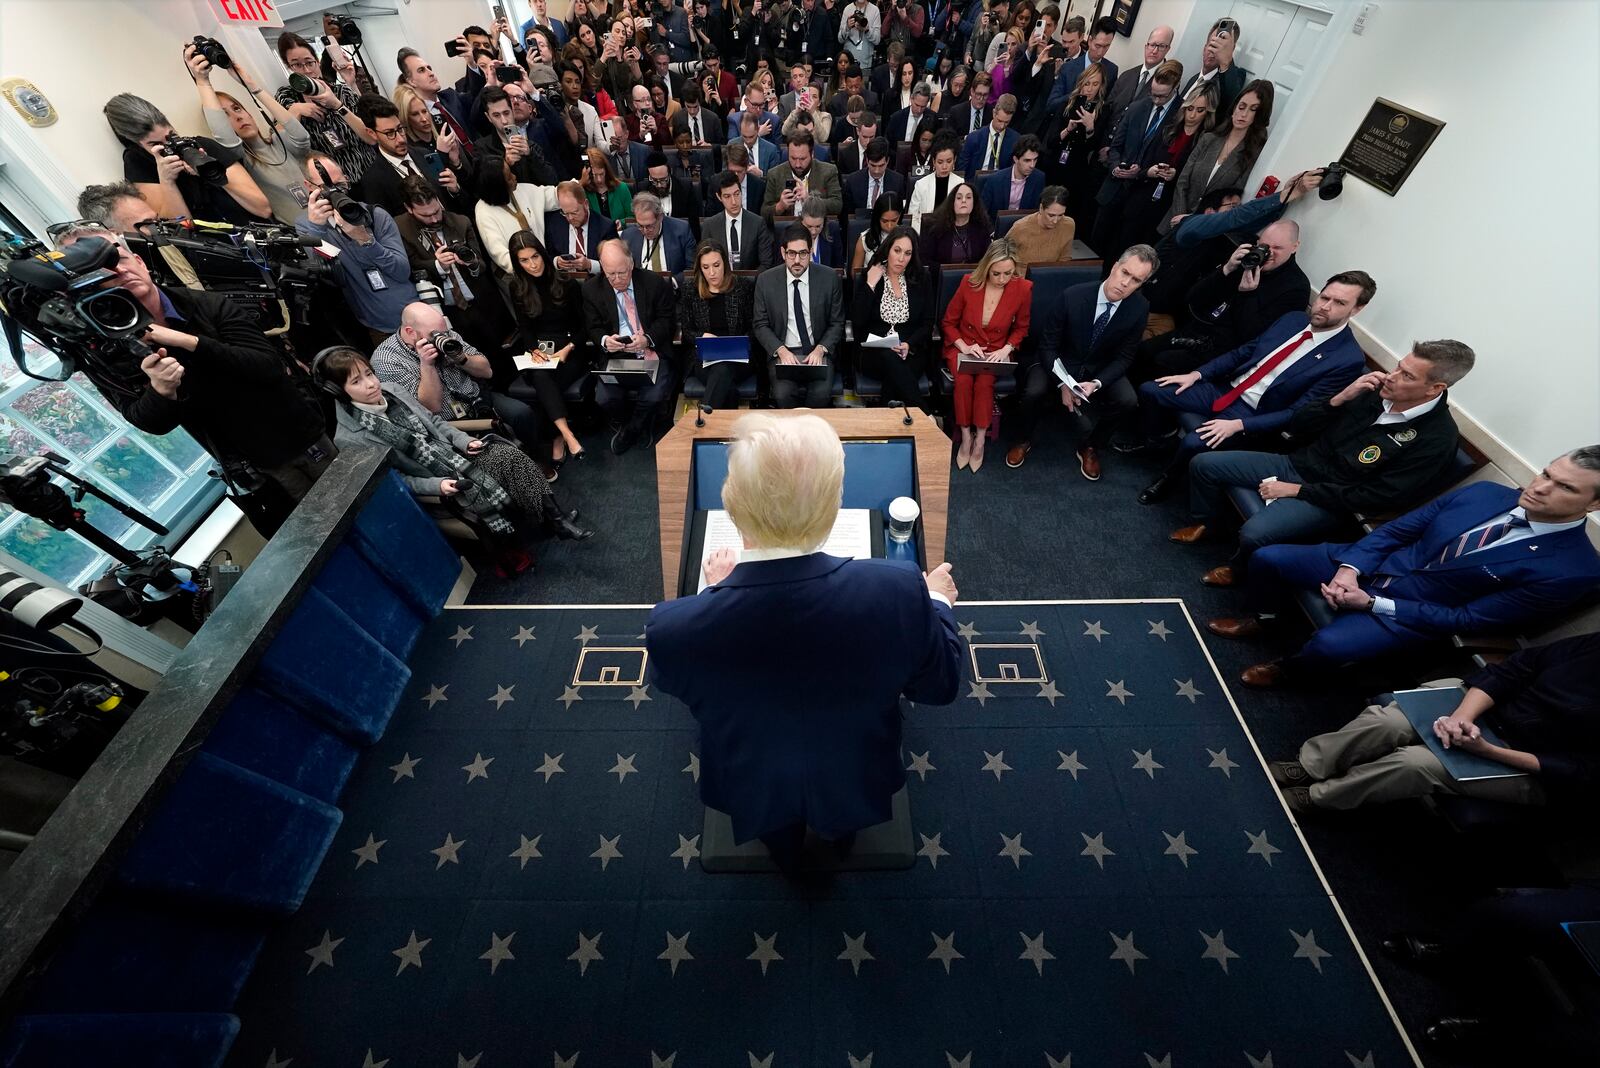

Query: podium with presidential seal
[654,407,953,600]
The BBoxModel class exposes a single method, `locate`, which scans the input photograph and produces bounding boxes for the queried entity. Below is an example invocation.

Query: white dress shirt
[724,210,746,258]
[1374,393,1443,425]
[782,268,813,351]
[1232,326,1342,409]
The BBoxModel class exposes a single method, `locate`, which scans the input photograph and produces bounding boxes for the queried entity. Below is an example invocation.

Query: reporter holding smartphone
[187,43,312,225]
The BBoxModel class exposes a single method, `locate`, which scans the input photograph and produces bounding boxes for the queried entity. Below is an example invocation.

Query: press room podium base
[699,789,916,873]
[655,408,951,599]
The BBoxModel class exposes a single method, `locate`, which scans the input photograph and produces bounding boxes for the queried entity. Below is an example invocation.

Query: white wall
[1254,0,1600,469]
[1104,0,1198,73]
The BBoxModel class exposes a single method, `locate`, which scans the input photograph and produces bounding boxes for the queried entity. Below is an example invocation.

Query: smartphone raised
[445,39,464,58]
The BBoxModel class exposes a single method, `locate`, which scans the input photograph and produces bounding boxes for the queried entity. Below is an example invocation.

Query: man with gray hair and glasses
[1174,340,1477,586]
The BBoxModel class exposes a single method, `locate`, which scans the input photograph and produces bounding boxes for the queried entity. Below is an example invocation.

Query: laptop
[598,357,662,384]
[695,336,750,364]
[775,362,830,380]
[957,353,1018,375]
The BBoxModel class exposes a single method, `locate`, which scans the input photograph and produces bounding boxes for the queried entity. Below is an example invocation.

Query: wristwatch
[335,105,351,117]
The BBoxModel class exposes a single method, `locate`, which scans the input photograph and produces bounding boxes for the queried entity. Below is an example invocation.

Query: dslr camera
[443,242,482,273]
[428,330,467,364]
[851,13,868,28]
[312,161,373,228]
[161,134,226,184]
[1240,243,1271,270]
[190,35,232,70]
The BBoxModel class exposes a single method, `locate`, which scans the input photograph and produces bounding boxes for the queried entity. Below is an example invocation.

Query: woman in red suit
[942,238,1031,471]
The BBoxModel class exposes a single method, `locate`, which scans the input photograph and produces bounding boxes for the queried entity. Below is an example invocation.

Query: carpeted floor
[437,408,1517,1065]
[228,602,1416,1067]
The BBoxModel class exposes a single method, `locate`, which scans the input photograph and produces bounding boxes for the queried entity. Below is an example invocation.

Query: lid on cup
[888,496,920,522]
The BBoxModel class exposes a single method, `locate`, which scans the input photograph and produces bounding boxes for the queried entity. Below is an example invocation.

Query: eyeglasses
[374,124,405,137]
[286,58,320,71]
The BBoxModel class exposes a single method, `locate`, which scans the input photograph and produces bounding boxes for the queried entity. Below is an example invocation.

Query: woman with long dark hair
[918,183,993,265]
[678,241,757,410]
[852,226,934,412]
[851,192,905,270]
[507,231,589,465]
[1162,78,1275,234]
[1107,82,1217,256]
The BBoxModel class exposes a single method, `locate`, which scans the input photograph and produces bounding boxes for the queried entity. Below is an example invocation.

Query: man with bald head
[370,301,545,451]
[1104,25,1176,126]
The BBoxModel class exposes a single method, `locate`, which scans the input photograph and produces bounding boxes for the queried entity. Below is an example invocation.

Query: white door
[1228,0,1333,110]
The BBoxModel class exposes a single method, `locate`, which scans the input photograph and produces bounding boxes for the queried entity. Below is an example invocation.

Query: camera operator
[647,0,696,62]
[370,302,544,454]
[1133,217,1310,382]
[295,154,418,344]
[475,87,560,187]
[75,183,202,290]
[184,42,311,225]
[838,0,881,70]
[274,32,378,182]
[51,224,335,528]
[103,93,272,226]
[686,0,729,59]
[882,0,925,53]
[393,176,512,365]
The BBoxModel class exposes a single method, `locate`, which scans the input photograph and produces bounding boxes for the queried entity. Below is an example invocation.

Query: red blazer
[942,276,1033,369]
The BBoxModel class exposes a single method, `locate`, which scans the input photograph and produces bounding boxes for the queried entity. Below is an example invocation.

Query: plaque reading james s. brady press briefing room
[1337,97,1446,196]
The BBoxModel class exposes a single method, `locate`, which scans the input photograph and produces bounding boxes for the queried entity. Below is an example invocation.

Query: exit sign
[211,0,284,27]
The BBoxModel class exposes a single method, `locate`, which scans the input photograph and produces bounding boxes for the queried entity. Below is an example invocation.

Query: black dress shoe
[611,425,640,455]
[553,514,595,540]
[1424,1017,1484,1046]
[1138,474,1171,504]
[1380,933,1449,966]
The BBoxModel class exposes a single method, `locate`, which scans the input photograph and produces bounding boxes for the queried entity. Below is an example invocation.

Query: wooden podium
[655,408,951,599]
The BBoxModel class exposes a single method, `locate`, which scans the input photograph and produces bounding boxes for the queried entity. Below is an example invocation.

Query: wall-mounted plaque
[1,78,56,128]
[1110,0,1144,37]
[1337,97,1445,196]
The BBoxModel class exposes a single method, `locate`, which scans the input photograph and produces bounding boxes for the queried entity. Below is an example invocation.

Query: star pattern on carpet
[609,753,638,782]
[1080,831,1115,869]
[1161,830,1197,868]
[1057,750,1087,779]
[626,685,652,708]
[956,621,979,639]
[535,752,565,782]
[557,686,583,709]
[848,1054,874,1068]
[1105,679,1134,705]
[981,750,1013,781]
[998,831,1032,868]
[1207,747,1239,777]
[1144,1056,1171,1068]
[1019,620,1045,640]
[1147,619,1172,640]
[351,833,385,869]
[1245,1053,1274,1068]
[968,680,993,706]
[651,1053,677,1068]
[361,1050,390,1068]
[511,625,536,647]
[392,930,430,974]
[917,831,949,869]
[1344,1053,1375,1068]
[682,752,700,781]
[304,930,343,973]
[421,684,448,709]
[748,932,782,975]
[748,1054,774,1068]
[1037,679,1063,706]
[480,931,515,975]
[1109,930,1146,974]
[459,1057,482,1068]
[488,684,515,709]
[388,753,419,782]
[928,931,963,973]
[263,1050,292,1068]
[430,832,465,868]
[1046,1055,1073,1068]
[1082,620,1108,642]
[1291,928,1332,973]
[1018,931,1055,975]
[1175,678,1204,703]
[906,750,936,780]
[590,834,622,870]
[573,624,598,644]
[1246,828,1282,866]
[448,626,473,647]
[945,1053,971,1068]
[1200,929,1239,974]
[461,753,493,782]
[658,931,693,975]
[510,834,543,869]
[671,833,701,870]
[1131,748,1164,777]
[838,931,874,975]
[567,931,603,975]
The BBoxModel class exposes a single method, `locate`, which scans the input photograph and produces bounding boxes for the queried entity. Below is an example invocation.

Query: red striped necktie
[1434,515,1530,566]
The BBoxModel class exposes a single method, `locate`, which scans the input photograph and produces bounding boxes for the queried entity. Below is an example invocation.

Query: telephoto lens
[313,162,373,227]
[164,135,226,184]
[288,72,318,97]
[429,330,467,363]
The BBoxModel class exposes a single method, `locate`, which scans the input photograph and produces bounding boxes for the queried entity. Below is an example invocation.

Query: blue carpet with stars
[225,601,1415,1068]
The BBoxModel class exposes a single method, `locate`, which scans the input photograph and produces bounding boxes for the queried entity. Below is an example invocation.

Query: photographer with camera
[51,224,335,529]
[393,176,511,366]
[294,154,417,343]
[103,93,272,227]
[686,0,729,59]
[370,303,545,459]
[882,0,925,52]
[273,33,378,182]
[75,183,202,290]
[183,42,311,225]
[644,0,695,62]
[838,0,881,69]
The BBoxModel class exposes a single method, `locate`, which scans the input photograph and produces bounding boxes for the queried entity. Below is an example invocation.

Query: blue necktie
[1091,302,1113,347]
[792,279,813,352]
[1434,515,1530,566]
[1145,103,1164,137]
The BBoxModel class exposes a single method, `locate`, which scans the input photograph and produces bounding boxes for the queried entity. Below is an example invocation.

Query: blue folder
[1392,686,1528,782]
[695,335,750,364]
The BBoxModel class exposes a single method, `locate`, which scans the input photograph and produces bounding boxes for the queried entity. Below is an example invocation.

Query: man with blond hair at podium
[646,413,962,870]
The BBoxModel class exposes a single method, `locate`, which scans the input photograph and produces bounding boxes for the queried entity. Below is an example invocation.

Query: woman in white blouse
[907,133,966,231]
[474,159,560,274]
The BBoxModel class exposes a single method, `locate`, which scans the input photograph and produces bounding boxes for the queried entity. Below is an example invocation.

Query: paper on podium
[698,508,874,592]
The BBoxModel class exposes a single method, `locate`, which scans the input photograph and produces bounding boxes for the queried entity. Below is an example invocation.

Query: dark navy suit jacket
[957,125,1019,179]
[646,553,962,842]
[979,168,1045,216]
[1336,482,1600,638]
[1195,313,1365,435]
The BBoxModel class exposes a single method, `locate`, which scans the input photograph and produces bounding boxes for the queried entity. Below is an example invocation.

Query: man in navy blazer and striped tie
[1209,448,1600,687]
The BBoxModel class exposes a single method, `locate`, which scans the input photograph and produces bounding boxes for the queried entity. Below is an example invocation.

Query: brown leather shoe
[1076,446,1101,481]
[1241,662,1288,688]
[1169,524,1207,544]
[1202,565,1237,587]
[1280,784,1315,814]
[1005,443,1031,468]
[1207,617,1263,640]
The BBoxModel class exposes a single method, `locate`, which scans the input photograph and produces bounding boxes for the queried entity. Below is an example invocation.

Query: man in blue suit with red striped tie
[1134,270,1374,503]
[1209,447,1600,687]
